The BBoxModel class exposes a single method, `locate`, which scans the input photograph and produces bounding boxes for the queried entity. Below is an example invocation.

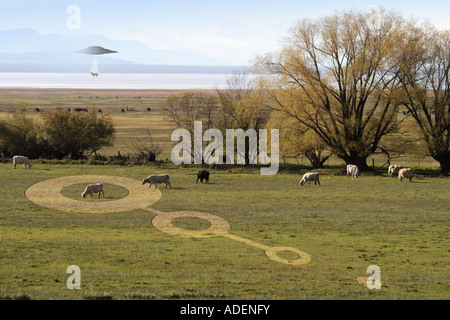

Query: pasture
[0,88,448,300]
[0,162,449,300]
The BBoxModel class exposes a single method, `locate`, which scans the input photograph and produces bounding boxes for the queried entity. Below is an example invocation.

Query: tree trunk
[305,150,330,169]
[434,154,450,176]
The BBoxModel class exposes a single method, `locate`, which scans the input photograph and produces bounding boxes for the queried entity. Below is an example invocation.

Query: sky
[1,0,449,65]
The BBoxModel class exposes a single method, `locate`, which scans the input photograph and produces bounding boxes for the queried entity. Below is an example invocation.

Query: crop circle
[151,210,230,237]
[25,175,161,213]
[265,246,311,265]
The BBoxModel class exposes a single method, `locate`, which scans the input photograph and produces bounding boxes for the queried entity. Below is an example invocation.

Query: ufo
[76,46,118,77]
[77,46,118,55]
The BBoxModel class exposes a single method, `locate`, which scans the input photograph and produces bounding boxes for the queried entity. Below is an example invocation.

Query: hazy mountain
[0,28,247,72]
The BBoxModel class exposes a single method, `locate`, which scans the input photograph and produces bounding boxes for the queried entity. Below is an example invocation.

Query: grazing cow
[142,174,171,189]
[13,155,31,169]
[299,172,320,186]
[147,108,151,112]
[81,183,104,198]
[388,164,403,178]
[347,164,359,178]
[34,108,40,112]
[398,168,413,182]
[196,170,210,183]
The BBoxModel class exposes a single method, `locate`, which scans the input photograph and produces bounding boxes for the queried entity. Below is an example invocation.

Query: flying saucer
[77,46,118,76]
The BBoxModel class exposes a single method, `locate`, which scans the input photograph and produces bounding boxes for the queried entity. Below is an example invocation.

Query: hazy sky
[1,0,449,65]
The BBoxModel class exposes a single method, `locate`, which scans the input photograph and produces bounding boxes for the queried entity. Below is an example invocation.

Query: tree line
[0,108,115,160]
[163,8,449,175]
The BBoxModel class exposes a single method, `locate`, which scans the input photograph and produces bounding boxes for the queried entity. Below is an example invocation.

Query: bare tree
[131,128,164,162]
[397,25,450,174]
[215,70,272,163]
[163,91,218,160]
[163,91,218,133]
[256,9,406,171]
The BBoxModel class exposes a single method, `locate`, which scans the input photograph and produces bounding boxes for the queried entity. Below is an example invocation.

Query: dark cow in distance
[196,170,210,183]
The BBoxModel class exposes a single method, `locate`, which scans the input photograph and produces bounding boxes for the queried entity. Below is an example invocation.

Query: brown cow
[196,170,210,183]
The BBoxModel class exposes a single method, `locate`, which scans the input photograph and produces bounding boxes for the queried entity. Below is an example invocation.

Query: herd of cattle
[11,154,413,198]
[298,164,413,187]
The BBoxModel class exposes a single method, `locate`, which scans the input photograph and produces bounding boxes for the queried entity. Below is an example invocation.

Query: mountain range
[0,29,248,73]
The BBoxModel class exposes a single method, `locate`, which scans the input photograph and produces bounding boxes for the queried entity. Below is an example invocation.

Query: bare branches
[131,128,164,162]
[396,26,450,173]
[256,9,408,170]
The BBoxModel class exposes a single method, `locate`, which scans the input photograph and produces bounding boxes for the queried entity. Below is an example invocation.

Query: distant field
[0,163,448,300]
[0,88,442,168]
[0,88,210,160]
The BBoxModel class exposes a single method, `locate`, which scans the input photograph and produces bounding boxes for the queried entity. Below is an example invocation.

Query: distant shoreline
[0,87,220,99]
[0,72,243,90]
[0,64,250,74]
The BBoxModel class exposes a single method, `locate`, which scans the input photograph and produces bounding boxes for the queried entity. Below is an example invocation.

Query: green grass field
[0,89,449,300]
[0,162,448,300]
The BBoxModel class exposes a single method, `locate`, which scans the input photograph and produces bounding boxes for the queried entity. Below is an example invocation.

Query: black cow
[196,170,210,183]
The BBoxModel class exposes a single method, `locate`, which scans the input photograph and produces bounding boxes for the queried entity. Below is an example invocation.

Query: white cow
[13,155,31,169]
[398,168,413,182]
[81,183,104,198]
[388,164,403,178]
[142,174,171,189]
[346,164,359,178]
[299,172,320,186]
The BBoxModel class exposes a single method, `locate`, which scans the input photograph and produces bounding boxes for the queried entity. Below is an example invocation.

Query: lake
[0,72,235,89]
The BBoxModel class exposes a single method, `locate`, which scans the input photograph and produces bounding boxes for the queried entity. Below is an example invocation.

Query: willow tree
[269,112,330,168]
[215,70,270,133]
[256,9,406,170]
[216,71,272,164]
[397,26,450,175]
